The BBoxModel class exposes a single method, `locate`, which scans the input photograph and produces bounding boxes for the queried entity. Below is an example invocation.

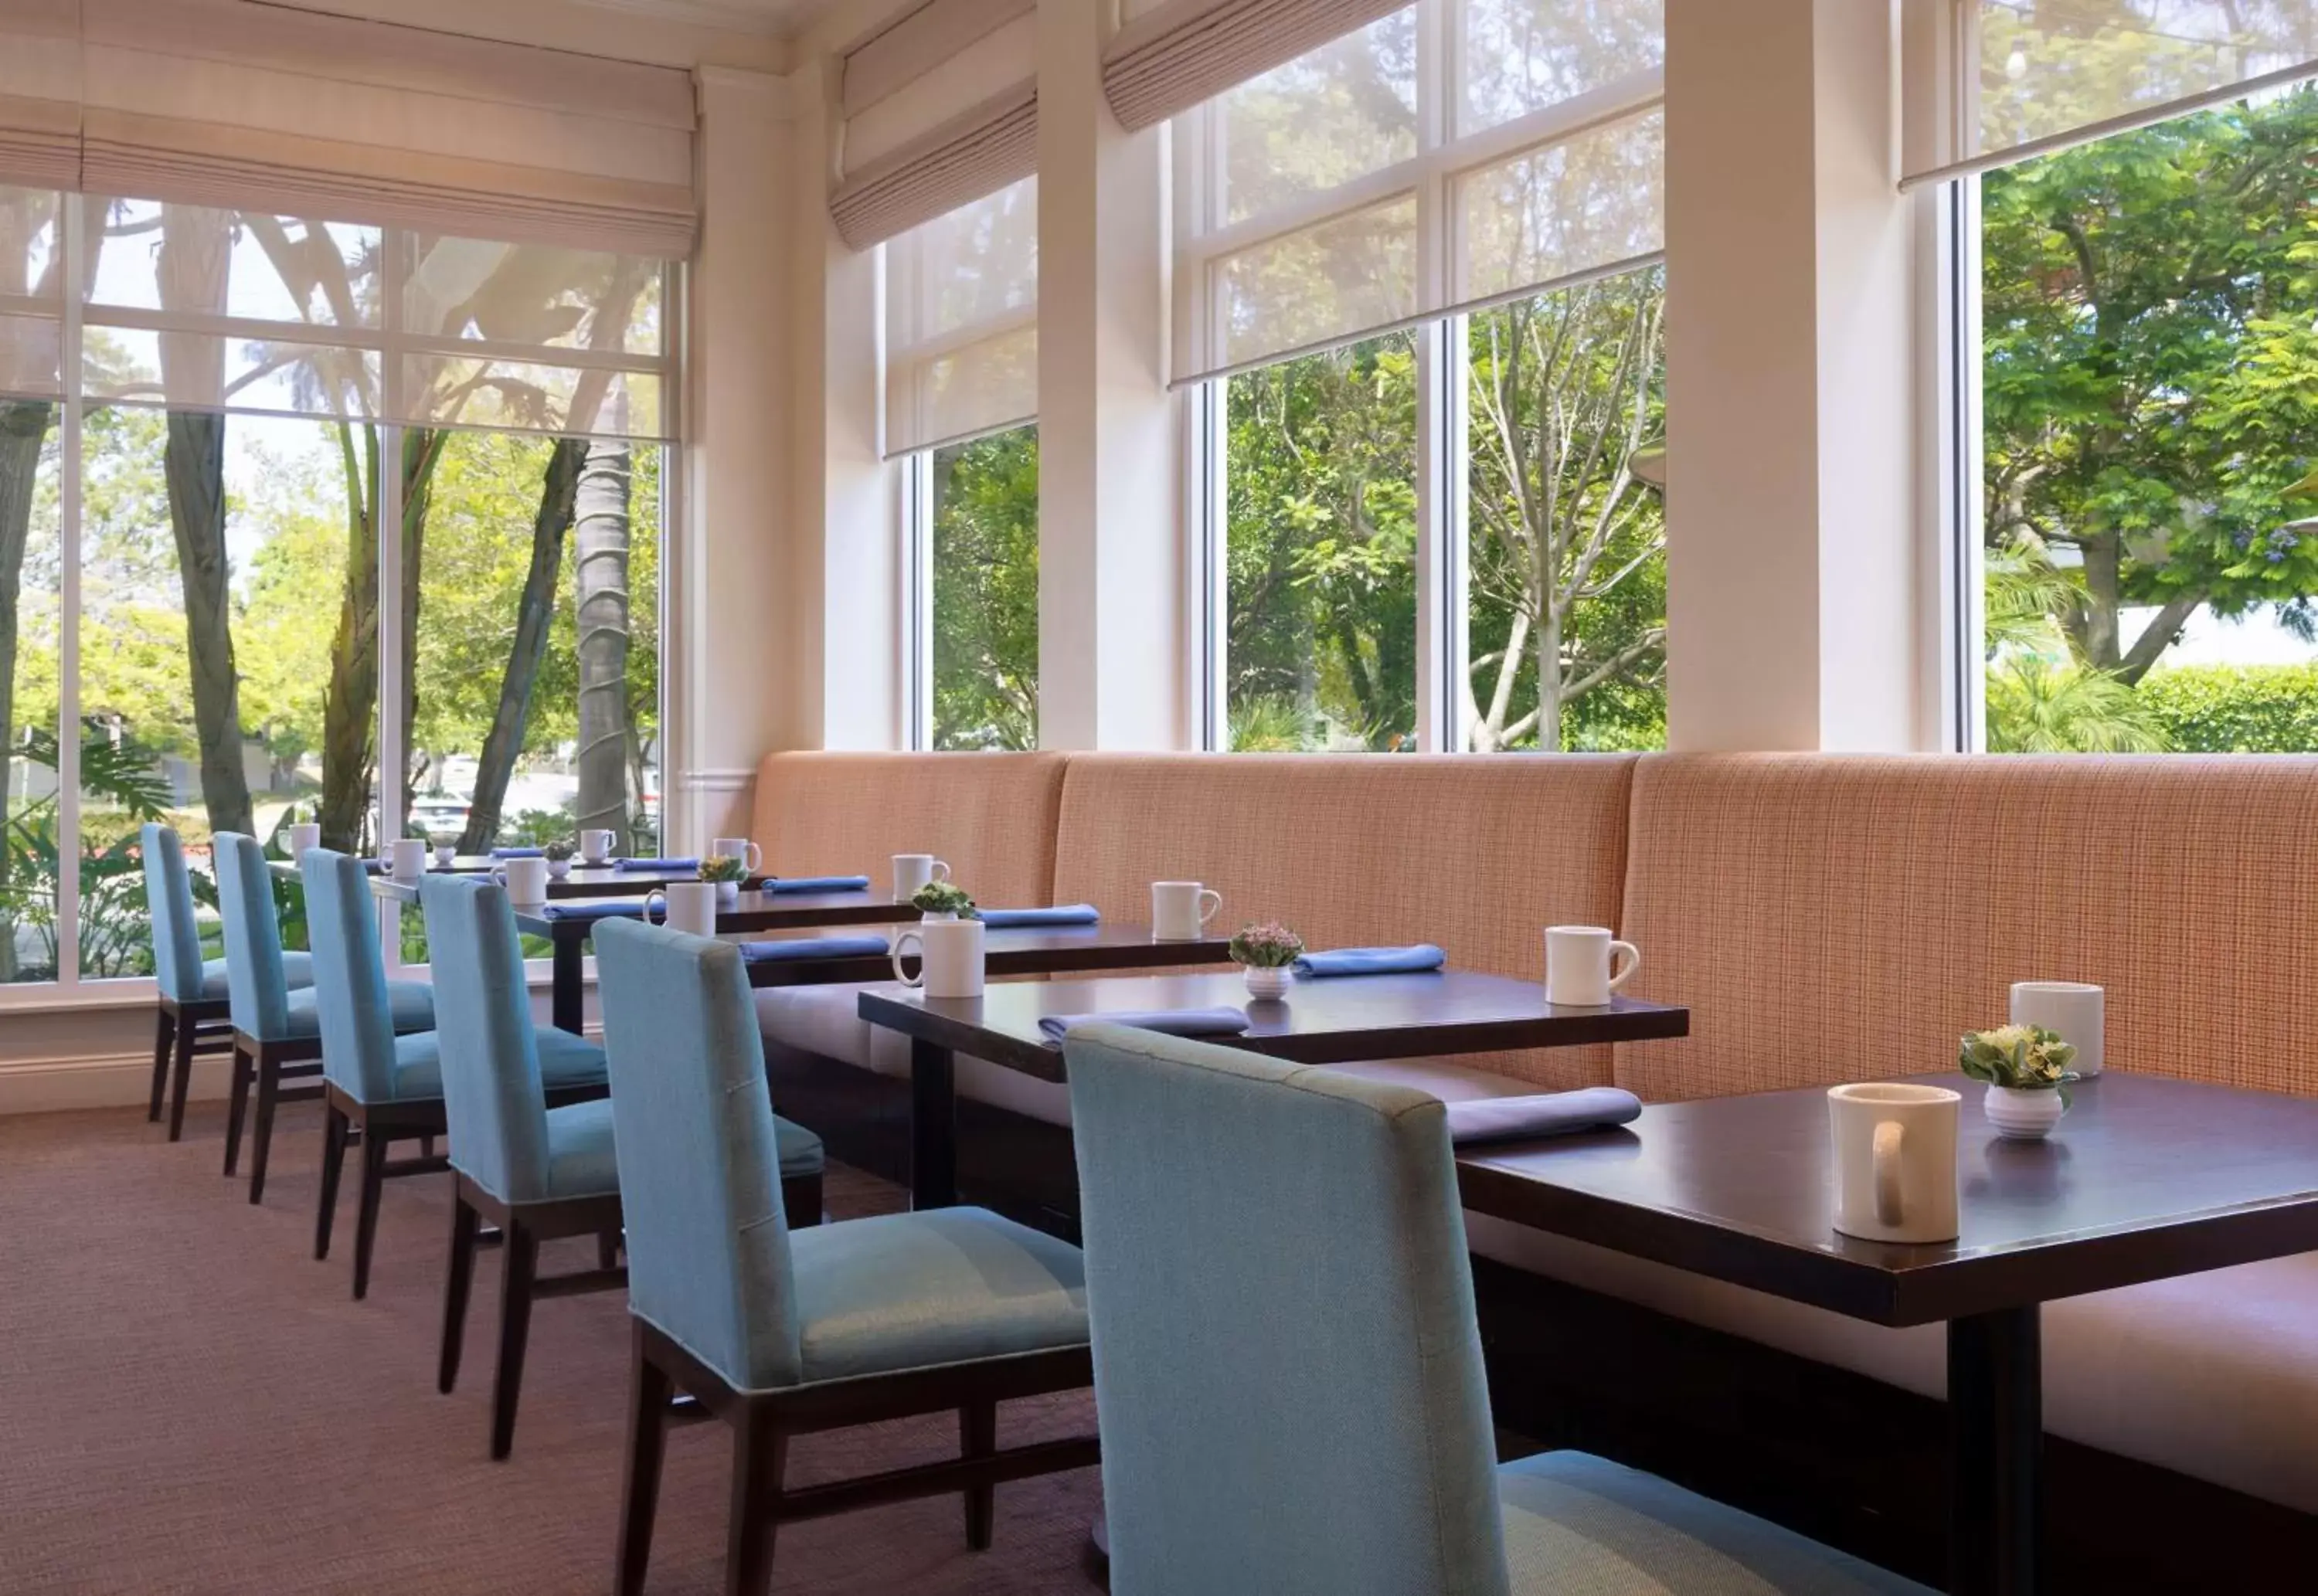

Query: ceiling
[573,0,843,34]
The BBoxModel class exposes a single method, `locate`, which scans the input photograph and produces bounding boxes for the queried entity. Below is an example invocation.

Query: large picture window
[926,424,1039,751]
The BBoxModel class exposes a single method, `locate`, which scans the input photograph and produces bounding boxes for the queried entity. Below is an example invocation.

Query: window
[1176,1,1665,752]
[923,424,1039,751]
[0,189,675,993]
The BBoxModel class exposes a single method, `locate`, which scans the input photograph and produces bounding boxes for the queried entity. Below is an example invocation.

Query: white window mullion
[1412,0,1452,753]
[56,195,84,988]
[1439,314,1473,752]
[906,450,935,751]
[1193,378,1229,750]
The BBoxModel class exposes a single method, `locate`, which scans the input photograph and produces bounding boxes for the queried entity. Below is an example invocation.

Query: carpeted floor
[0,1096,1105,1594]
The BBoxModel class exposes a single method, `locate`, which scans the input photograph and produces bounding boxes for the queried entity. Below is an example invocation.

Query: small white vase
[1984,1084,2065,1140]
[547,857,572,881]
[1242,964,1291,1000]
[715,880,740,908]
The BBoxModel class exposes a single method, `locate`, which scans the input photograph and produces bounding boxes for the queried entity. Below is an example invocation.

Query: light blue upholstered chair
[592,917,1094,1596]
[139,823,313,1141]
[1063,1026,1937,1596]
[212,832,430,1203]
[305,848,610,1300]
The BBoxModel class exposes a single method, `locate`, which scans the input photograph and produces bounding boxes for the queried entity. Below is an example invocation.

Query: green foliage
[1959,1024,2078,1095]
[1226,694,1318,752]
[2137,664,2318,752]
[1984,655,2168,753]
[930,429,1039,750]
[911,880,977,918]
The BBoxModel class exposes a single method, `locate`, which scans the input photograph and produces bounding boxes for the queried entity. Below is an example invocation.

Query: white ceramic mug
[892,917,986,999]
[712,837,764,874]
[2010,981,2104,1078]
[643,881,719,938]
[287,823,321,859]
[1151,881,1222,942]
[390,837,428,881]
[1545,925,1640,1007]
[1828,1082,1961,1245]
[580,829,616,864]
[491,856,550,907]
[892,853,951,902]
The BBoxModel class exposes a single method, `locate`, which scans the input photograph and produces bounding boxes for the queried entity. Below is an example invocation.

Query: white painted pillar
[683,67,796,845]
[1034,0,1184,751]
[1662,0,1922,752]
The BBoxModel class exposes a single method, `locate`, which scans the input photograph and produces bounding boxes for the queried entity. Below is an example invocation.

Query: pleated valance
[1103,0,1411,132]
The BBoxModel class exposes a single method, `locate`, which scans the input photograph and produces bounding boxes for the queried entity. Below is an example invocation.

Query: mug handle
[641,888,667,925]
[489,864,508,888]
[743,841,763,874]
[1871,1120,1906,1228]
[1197,888,1222,927]
[1606,940,1641,992]
[891,930,926,989]
[930,860,951,884]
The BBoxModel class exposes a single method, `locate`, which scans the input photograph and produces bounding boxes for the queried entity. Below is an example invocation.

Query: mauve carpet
[0,1098,1104,1595]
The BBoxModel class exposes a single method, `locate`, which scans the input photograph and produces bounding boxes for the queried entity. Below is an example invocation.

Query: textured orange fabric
[749,752,1068,909]
[1615,754,2318,1102]
[1052,754,1640,1089]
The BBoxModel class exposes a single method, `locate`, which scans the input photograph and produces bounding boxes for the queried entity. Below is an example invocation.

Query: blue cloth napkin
[489,846,545,859]
[616,856,699,872]
[765,874,872,895]
[1039,1007,1251,1043]
[740,935,890,964]
[1443,1088,1643,1146]
[539,901,654,924]
[1291,944,1446,979]
[977,904,1102,929]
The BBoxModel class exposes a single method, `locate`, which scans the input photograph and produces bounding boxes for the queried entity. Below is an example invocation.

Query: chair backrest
[301,849,403,1102]
[212,832,291,1039]
[1066,1027,1510,1596]
[418,874,552,1203]
[594,917,803,1392]
[139,823,206,1003]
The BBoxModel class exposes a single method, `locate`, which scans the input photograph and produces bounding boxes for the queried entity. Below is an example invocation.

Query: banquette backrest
[750,752,1069,911]
[1613,754,2318,1102]
[1050,753,1640,1090]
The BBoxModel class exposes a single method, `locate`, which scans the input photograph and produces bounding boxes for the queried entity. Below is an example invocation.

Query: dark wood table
[857,969,1688,1212]
[272,857,765,898]
[1453,1070,2318,1596]
[743,923,1229,987]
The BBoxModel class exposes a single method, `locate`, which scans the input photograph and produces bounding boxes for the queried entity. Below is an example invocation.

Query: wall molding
[0,1051,233,1117]
[678,766,760,792]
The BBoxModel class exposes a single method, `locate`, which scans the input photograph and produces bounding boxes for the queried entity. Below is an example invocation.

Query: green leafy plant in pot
[1959,1023,2079,1140]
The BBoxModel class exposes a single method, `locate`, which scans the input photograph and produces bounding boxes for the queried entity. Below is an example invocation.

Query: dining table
[1451,1069,2318,1596]
[269,857,760,898]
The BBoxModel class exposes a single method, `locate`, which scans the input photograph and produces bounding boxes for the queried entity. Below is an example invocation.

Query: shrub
[2136,664,2318,753]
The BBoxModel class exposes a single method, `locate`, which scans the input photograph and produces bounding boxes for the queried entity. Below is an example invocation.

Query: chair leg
[148,1008,174,1122]
[315,1105,350,1261]
[615,1335,674,1596]
[962,1400,997,1550]
[489,1219,539,1460]
[725,1408,785,1596]
[221,1043,253,1177]
[597,1230,620,1270]
[247,1050,281,1204]
[440,1194,480,1394]
[782,1172,824,1229]
[351,1126,392,1300]
[167,1017,199,1143]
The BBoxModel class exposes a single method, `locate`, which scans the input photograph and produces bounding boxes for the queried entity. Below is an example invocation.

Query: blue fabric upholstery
[739,936,889,963]
[192,953,311,1000]
[976,905,1100,929]
[1037,1007,1248,1041]
[214,832,401,1041]
[773,1115,824,1177]
[541,1098,621,1198]
[787,1208,1086,1384]
[1291,943,1446,979]
[140,824,207,1003]
[763,875,871,895]
[1062,1026,1932,1596]
[388,1027,607,1101]
[419,874,559,1204]
[1498,1453,1928,1594]
[302,849,406,1102]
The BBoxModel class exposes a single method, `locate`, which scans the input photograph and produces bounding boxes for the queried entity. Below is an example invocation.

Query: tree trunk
[396,428,442,834]
[319,426,381,852]
[0,399,52,983]
[164,412,255,838]
[458,438,586,852]
[573,438,634,853]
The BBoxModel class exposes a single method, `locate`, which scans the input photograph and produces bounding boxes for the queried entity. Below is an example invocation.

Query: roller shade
[882,174,1038,457]
[831,0,1037,251]
[1905,0,2318,187]
[1105,0,1412,131]
[0,0,79,192]
[0,184,62,400]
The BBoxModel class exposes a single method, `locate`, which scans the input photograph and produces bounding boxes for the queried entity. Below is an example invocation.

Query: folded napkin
[765,874,872,895]
[539,901,654,923]
[740,936,890,964]
[615,856,699,872]
[1291,944,1446,979]
[977,904,1102,929]
[1443,1087,1643,1146]
[1038,1007,1252,1043]
[489,846,545,859]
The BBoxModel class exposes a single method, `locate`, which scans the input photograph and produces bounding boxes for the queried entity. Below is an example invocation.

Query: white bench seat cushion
[1467,1215,2318,1516]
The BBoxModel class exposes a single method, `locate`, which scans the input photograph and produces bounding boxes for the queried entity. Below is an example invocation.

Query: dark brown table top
[503,888,919,940]
[335,863,777,901]
[858,970,1688,1085]
[743,923,1228,987]
[1455,1071,2318,1328]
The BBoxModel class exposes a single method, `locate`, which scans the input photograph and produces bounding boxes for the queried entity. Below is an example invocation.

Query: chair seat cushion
[1467,1218,2318,1518]
[390,1027,610,1102]
[1499,1452,1929,1593]
[773,1114,824,1179]
[265,979,433,1041]
[199,951,312,1000]
[788,1207,1087,1384]
[542,1097,620,1199]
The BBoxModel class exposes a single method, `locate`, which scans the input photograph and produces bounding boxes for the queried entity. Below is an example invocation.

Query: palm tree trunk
[164,412,254,838]
[319,426,381,852]
[0,399,52,982]
[458,438,586,852]
[573,439,633,853]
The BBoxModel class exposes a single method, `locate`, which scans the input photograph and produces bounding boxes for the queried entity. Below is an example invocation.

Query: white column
[1035,0,1184,751]
[1662,0,1922,752]
[684,67,796,844]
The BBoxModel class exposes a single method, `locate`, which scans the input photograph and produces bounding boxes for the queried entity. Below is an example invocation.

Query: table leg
[1948,1304,2041,1596]
[551,934,585,1036]
[909,1038,957,1209]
